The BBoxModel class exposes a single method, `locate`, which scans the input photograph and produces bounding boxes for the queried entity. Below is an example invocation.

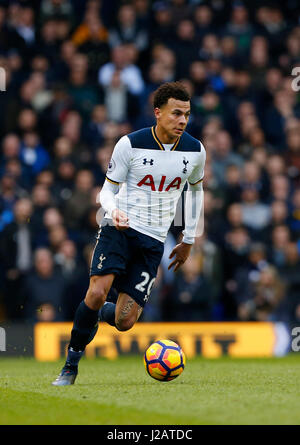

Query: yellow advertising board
[34,322,281,361]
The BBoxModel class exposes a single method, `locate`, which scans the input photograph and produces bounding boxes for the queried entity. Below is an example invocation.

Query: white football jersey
[104,126,206,242]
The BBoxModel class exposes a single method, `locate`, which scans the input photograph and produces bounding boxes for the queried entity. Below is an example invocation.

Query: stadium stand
[0,0,299,326]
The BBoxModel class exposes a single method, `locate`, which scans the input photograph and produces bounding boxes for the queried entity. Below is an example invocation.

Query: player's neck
[154,125,178,144]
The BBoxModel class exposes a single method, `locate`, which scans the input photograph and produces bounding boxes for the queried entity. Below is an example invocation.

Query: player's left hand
[168,242,192,272]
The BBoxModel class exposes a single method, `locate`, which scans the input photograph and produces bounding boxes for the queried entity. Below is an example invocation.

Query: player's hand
[168,242,192,272]
[112,209,129,230]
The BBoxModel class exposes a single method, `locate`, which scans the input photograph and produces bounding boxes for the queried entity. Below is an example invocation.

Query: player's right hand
[112,209,129,230]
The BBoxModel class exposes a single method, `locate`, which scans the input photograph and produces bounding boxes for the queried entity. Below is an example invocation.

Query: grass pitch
[0,355,299,425]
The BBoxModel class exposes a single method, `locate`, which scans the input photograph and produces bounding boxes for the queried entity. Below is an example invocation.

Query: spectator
[72,7,109,77]
[72,6,107,47]
[240,186,271,233]
[103,70,140,124]
[220,36,241,68]
[270,174,290,203]
[0,5,26,54]
[63,169,95,230]
[192,233,223,311]
[55,239,90,319]
[67,53,100,121]
[53,136,73,163]
[279,242,300,324]
[237,264,285,322]
[288,189,300,236]
[222,2,255,55]
[223,165,242,206]
[150,44,176,83]
[14,6,36,47]
[286,128,300,181]
[22,247,67,322]
[166,254,212,321]
[264,89,299,147]
[93,143,113,185]
[84,104,108,148]
[40,0,74,23]
[0,198,33,319]
[60,111,90,164]
[108,3,149,52]
[194,4,215,43]
[0,172,27,222]
[168,0,193,27]
[269,224,291,267]
[171,19,198,79]
[248,36,269,89]
[98,44,145,96]
[0,133,21,176]
[189,61,208,97]
[211,130,243,185]
[53,158,76,206]
[151,2,175,47]
[222,226,250,318]
[33,205,63,247]
[48,224,68,254]
[225,203,243,231]
[233,242,268,310]
[30,183,53,235]
[34,18,60,64]
[20,131,50,179]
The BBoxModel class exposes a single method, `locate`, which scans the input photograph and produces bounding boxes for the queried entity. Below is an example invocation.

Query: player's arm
[99,181,129,230]
[99,136,132,230]
[168,147,205,272]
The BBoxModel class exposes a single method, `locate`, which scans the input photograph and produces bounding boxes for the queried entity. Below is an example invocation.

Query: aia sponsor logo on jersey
[137,175,181,191]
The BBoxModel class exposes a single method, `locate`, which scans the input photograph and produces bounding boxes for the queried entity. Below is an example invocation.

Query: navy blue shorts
[90,220,164,307]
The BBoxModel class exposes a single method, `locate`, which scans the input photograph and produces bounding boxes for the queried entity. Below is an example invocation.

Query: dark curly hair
[153,82,190,109]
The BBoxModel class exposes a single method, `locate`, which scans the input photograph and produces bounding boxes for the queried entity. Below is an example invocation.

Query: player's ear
[154,107,161,119]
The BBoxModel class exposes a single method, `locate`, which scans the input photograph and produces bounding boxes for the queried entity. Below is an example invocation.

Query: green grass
[0,355,300,425]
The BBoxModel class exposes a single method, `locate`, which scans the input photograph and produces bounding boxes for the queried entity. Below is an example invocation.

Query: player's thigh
[87,222,129,310]
[114,234,164,309]
[89,222,129,278]
[85,274,115,310]
[115,292,143,331]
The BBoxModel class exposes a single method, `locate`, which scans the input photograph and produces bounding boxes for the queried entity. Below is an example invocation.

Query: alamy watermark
[0,67,6,92]
[291,327,300,352]
[291,67,300,92]
[96,189,205,238]
[0,327,6,351]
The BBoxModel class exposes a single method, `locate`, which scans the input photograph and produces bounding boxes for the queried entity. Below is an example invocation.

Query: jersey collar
[151,126,181,151]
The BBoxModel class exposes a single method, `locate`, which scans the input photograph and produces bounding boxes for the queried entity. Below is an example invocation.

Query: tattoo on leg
[119,298,135,321]
[137,306,143,320]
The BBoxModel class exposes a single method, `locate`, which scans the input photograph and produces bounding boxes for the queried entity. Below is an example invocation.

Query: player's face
[154,98,191,143]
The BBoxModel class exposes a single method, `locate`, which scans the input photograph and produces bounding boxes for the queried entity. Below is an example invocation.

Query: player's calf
[52,274,114,386]
[115,315,136,332]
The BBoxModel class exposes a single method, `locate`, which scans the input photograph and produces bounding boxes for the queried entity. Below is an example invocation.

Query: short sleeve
[188,143,206,185]
[106,136,132,185]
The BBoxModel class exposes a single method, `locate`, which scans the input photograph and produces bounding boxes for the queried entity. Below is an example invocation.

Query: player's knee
[115,317,135,332]
[86,281,108,309]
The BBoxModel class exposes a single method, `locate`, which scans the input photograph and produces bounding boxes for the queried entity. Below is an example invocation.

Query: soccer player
[52,82,206,385]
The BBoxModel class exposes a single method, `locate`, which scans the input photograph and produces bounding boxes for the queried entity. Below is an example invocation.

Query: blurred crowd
[0,0,300,325]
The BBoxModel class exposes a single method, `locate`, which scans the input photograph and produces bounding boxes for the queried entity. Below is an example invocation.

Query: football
[144,339,186,381]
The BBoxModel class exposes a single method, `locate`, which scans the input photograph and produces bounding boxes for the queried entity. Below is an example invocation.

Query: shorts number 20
[135,272,155,296]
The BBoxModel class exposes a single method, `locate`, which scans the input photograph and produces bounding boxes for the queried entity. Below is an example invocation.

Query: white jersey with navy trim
[104,126,206,242]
